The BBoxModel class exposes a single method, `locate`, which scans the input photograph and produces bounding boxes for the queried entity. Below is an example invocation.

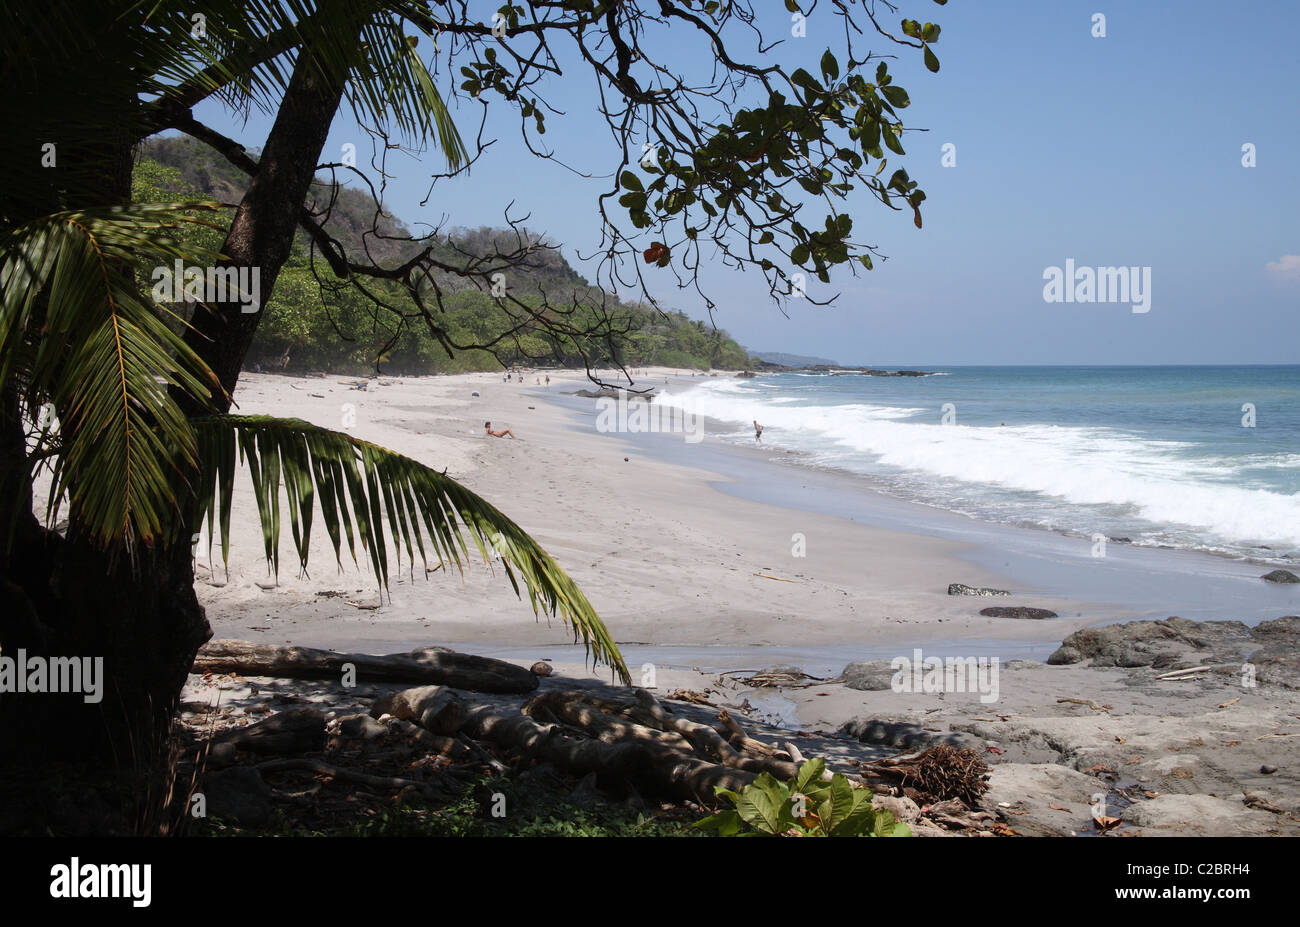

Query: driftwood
[194,639,539,694]
[256,757,450,800]
[371,685,464,734]
[212,707,326,755]
[458,703,757,801]
[517,688,798,780]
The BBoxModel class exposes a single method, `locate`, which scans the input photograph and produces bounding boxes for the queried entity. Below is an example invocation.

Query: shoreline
[196,368,1299,664]
[181,369,1300,836]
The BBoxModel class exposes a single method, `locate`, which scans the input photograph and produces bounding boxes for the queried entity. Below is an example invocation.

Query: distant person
[545,375,550,386]
[484,421,516,439]
[754,420,763,444]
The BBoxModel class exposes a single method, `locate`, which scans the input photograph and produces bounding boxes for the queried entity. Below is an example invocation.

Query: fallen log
[523,691,692,751]
[194,639,539,694]
[458,704,756,802]
[256,757,450,800]
[212,708,326,756]
[371,685,464,734]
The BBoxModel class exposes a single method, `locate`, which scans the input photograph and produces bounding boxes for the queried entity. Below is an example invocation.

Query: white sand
[198,369,1089,655]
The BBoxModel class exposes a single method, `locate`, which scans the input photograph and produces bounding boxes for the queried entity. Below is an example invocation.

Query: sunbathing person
[484,421,516,439]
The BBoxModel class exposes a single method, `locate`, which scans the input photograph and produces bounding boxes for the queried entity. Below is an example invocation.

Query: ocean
[654,366,1300,564]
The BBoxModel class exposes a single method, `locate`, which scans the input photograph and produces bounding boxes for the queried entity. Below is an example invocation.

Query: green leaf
[736,773,788,834]
[820,50,839,82]
[881,85,910,108]
[923,45,940,73]
[190,415,629,682]
[620,170,643,192]
[693,809,743,835]
[793,757,827,793]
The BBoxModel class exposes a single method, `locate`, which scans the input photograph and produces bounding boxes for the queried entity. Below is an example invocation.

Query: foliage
[190,415,627,680]
[134,138,755,375]
[694,758,911,837]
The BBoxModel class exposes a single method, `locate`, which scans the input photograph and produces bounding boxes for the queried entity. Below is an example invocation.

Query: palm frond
[0,205,228,550]
[190,414,629,681]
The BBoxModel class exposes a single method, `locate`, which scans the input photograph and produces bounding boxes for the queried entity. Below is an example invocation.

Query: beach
[183,369,1300,836]
[198,369,1096,653]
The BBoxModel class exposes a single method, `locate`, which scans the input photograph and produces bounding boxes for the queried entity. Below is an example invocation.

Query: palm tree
[1,0,627,763]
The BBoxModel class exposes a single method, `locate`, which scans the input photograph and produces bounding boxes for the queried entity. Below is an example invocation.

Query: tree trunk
[1,0,361,779]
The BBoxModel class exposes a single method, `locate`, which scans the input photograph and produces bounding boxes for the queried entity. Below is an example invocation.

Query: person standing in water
[753,421,763,444]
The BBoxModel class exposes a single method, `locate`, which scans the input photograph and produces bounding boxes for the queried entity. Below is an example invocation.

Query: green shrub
[694,758,911,837]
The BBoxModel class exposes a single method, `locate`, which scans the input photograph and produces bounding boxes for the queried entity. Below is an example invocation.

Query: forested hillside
[136,136,753,375]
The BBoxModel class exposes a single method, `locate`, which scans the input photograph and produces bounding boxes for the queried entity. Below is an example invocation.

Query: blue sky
[193,0,1300,366]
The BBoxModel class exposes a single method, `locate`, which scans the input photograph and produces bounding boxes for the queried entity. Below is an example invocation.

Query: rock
[1261,765,1278,774]
[470,391,480,397]
[1108,536,1132,543]
[839,718,984,751]
[979,763,1105,837]
[838,660,896,691]
[979,606,1057,620]
[202,767,272,827]
[872,794,921,824]
[1120,794,1275,836]
[736,371,757,378]
[1261,569,1299,584]
[763,664,805,677]
[948,583,1010,596]
[1046,645,1083,665]
[1246,649,1300,688]
[530,661,554,677]
[337,713,387,742]
[1245,616,1300,687]
[1049,616,1252,668]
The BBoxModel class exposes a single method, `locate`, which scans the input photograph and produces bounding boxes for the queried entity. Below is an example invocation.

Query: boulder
[871,794,921,824]
[1046,616,1252,668]
[1121,794,1275,836]
[979,606,1057,620]
[1261,569,1299,584]
[979,763,1105,837]
[948,583,1010,597]
[838,660,896,691]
